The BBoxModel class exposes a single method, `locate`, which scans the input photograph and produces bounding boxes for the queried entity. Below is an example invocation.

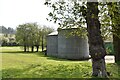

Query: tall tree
[27,23,39,52]
[45,0,108,77]
[34,27,42,52]
[41,25,54,52]
[16,24,29,52]
[86,2,107,77]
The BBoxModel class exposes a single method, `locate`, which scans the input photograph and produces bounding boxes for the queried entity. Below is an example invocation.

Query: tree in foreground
[86,1,107,77]
[45,0,108,77]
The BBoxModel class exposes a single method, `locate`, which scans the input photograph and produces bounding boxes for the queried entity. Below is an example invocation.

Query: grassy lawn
[0,46,120,78]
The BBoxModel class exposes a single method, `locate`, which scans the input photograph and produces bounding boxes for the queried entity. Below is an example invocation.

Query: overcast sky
[0,0,58,30]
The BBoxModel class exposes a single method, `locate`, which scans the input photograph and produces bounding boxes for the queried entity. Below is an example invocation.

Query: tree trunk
[42,36,44,52]
[36,45,39,52]
[86,2,108,77]
[113,34,120,62]
[24,45,26,52]
[31,46,34,52]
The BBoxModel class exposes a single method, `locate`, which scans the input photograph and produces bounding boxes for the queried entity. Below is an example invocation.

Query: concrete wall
[47,35,58,57]
[58,29,89,60]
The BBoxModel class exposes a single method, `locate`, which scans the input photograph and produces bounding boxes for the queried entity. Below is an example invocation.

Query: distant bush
[104,42,114,55]
[1,41,19,46]
[0,36,19,46]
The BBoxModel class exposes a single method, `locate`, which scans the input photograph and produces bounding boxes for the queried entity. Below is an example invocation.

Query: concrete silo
[58,28,89,60]
[47,31,58,57]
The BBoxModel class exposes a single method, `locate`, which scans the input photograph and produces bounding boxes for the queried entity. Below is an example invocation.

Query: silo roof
[48,31,58,36]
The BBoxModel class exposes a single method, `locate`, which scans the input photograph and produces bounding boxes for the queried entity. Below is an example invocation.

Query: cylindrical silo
[47,31,58,57]
[58,28,89,60]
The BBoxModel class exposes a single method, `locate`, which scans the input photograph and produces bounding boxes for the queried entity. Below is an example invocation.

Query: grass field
[0,47,120,78]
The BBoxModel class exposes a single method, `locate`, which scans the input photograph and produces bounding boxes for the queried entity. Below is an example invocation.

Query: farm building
[47,28,89,60]
[47,31,58,57]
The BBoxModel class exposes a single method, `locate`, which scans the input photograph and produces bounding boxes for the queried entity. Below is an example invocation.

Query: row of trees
[45,0,120,77]
[16,23,54,52]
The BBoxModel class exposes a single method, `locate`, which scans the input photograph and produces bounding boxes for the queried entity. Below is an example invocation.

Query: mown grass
[0,47,120,79]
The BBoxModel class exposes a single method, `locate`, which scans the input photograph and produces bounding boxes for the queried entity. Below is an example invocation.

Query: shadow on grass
[46,55,90,62]
[1,51,42,54]
[33,52,72,62]
[1,48,89,62]
[1,50,64,61]
[34,51,47,56]
[47,56,70,61]
[1,51,26,54]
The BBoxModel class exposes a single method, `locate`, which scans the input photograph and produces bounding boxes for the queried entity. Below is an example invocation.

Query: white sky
[0,0,58,30]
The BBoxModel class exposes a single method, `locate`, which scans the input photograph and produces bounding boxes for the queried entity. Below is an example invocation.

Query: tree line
[0,26,16,34]
[15,23,54,52]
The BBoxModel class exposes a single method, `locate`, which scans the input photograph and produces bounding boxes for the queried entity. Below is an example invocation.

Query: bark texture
[42,36,44,52]
[31,46,34,52]
[24,45,26,52]
[113,34,120,62]
[86,2,108,77]
[36,45,39,52]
